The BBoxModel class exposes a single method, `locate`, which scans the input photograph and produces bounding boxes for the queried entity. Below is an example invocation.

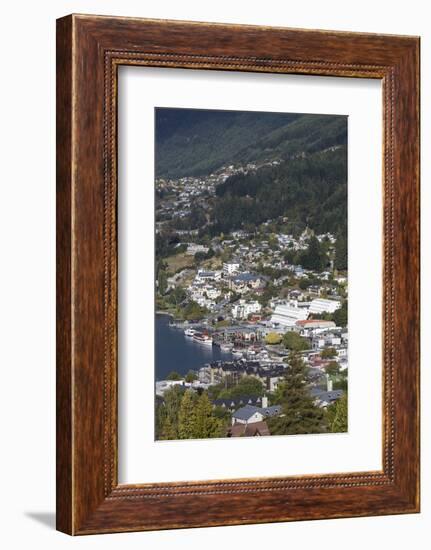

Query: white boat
[184,328,196,337]
[232,348,243,358]
[193,332,213,346]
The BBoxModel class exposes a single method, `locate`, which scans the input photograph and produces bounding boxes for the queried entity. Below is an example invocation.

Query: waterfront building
[308,298,342,314]
[270,303,309,327]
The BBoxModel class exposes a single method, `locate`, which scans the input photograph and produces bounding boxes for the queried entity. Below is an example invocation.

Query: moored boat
[192,332,213,346]
[184,328,196,337]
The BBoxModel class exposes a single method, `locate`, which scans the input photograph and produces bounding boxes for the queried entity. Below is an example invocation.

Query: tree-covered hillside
[213,147,347,239]
[155,108,347,179]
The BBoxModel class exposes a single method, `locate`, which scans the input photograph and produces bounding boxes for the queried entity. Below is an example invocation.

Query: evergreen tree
[157,268,168,295]
[217,376,265,399]
[325,361,340,377]
[300,236,327,271]
[166,371,182,381]
[185,370,198,383]
[330,394,348,433]
[194,393,222,439]
[166,287,187,308]
[333,301,348,327]
[268,351,327,435]
[155,400,166,440]
[335,233,348,271]
[162,416,178,440]
[178,389,198,439]
[159,385,183,440]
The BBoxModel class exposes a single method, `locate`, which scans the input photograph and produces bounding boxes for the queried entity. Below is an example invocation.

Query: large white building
[270,303,309,327]
[309,298,342,315]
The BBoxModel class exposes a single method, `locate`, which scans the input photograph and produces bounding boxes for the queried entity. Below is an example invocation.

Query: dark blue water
[155,314,232,380]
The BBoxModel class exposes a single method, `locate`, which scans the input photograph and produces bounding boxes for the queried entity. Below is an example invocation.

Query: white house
[231,299,262,320]
[231,406,264,425]
[223,260,240,275]
[231,401,282,426]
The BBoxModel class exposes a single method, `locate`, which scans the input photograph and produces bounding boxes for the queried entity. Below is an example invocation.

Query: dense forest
[155,108,347,179]
[213,147,347,239]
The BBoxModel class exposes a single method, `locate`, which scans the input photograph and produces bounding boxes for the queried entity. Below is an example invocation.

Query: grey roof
[213,396,262,409]
[198,271,215,277]
[232,273,261,283]
[232,404,283,421]
[232,405,261,421]
[311,389,344,403]
[310,387,325,397]
[261,405,282,417]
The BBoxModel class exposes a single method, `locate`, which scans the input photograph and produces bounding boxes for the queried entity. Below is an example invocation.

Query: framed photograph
[56,14,420,535]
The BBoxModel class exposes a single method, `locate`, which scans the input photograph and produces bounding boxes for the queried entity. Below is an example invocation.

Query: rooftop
[232,404,283,421]
[231,404,260,421]
[228,421,271,437]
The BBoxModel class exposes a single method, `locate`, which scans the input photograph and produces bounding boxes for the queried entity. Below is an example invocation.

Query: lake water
[155,314,232,380]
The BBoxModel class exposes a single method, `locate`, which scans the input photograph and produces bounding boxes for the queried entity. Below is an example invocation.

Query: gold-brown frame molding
[56,14,420,534]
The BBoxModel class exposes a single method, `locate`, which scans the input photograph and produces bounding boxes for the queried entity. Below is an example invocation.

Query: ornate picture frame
[56,14,420,534]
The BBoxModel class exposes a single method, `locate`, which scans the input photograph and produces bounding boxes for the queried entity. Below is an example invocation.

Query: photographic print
[155,107,348,441]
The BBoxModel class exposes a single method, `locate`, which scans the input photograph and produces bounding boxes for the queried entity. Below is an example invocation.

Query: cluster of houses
[181,244,344,317]
[156,160,280,230]
[184,263,267,312]
[200,360,287,392]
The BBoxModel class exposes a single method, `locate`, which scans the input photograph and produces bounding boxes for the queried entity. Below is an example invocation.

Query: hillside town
[154,108,348,440]
[154,163,348,440]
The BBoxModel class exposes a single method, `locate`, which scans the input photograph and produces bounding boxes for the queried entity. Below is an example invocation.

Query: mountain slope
[155,108,347,179]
